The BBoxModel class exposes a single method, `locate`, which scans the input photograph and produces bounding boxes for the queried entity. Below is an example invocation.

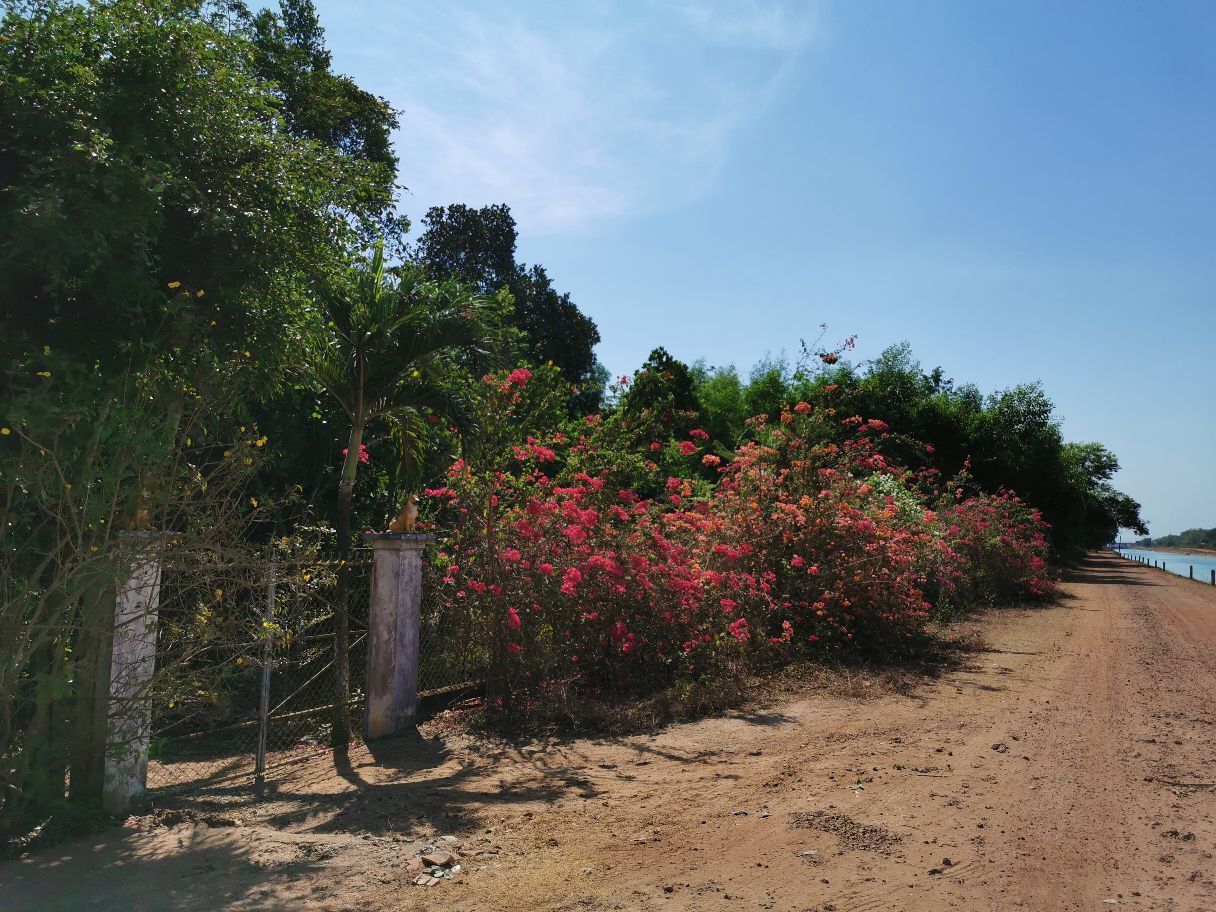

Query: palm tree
[304,242,493,746]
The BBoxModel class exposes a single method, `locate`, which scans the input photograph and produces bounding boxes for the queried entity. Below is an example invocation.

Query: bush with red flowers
[425,370,1055,713]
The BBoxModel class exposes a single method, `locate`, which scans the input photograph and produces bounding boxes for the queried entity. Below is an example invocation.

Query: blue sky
[312,0,1216,537]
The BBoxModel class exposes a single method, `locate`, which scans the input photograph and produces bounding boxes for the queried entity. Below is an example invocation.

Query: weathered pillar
[363,532,432,740]
[103,533,164,814]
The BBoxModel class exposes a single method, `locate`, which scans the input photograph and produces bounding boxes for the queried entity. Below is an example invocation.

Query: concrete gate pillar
[103,533,164,814]
[363,532,433,739]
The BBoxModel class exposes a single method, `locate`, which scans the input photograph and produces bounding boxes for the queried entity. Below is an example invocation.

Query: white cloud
[376,2,816,235]
[676,0,820,49]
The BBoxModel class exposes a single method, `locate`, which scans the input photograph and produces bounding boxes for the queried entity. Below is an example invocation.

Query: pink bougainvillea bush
[425,369,1056,711]
[930,488,1055,610]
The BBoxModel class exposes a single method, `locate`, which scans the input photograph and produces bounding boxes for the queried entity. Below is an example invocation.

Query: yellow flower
[223,450,232,457]
[36,371,51,378]
[90,545,98,552]
[249,497,258,507]
[196,290,205,298]
[255,436,267,447]
[64,483,72,492]
[243,457,252,465]
[242,351,251,358]
[0,427,9,436]
[214,588,223,599]
[167,281,182,289]
[235,657,244,666]
[42,345,51,355]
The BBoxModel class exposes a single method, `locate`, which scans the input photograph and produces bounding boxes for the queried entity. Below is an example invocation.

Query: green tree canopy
[0,0,399,386]
[621,347,699,420]
[416,203,603,410]
[686,343,1146,558]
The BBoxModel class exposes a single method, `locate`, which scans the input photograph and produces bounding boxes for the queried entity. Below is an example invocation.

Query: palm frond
[385,409,428,491]
[301,238,493,476]
[378,383,475,436]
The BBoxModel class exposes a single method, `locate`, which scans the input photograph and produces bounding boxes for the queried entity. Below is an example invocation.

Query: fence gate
[143,551,478,797]
[145,554,371,794]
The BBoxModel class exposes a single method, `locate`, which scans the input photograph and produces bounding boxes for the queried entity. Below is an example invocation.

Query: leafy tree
[689,362,747,448]
[246,0,405,250]
[0,0,397,380]
[302,243,495,745]
[688,343,1146,559]
[621,347,698,418]
[1059,442,1148,545]
[414,203,517,291]
[1146,527,1216,548]
[744,359,794,425]
[0,0,409,814]
[416,204,603,410]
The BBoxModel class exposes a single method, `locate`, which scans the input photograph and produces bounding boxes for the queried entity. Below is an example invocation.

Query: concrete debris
[408,848,462,886]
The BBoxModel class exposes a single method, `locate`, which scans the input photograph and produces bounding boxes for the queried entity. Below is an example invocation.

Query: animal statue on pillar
[387,493,420,533]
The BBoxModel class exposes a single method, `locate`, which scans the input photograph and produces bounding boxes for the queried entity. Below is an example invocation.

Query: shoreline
[1129,544,1216,557]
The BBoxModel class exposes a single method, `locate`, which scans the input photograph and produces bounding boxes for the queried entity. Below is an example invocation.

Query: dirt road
[3,552,1214,911]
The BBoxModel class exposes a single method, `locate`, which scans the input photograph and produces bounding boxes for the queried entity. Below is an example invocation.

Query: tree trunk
[68,587,114,807]
[12,640,66,828]
[332,424,363,749]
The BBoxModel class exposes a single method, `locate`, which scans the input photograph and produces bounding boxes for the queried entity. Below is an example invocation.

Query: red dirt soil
[2,551,1214,911]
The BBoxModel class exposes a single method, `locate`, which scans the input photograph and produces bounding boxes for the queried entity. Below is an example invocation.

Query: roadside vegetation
[1132,527,1216,550]
[0,0,1145,845]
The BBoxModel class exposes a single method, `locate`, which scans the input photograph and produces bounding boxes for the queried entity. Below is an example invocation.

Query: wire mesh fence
[256,556,372,777]
[145,553,371,792]
[417,589,478,697]
[143,553,284,791]
[143,546,482,795]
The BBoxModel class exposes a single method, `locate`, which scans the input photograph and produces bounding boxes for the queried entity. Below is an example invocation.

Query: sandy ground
[3,551,1214,912]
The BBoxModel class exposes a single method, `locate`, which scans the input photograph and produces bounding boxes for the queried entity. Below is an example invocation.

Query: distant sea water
[1114,548,1216,584]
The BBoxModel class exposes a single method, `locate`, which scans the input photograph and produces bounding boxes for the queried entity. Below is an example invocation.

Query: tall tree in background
[687,343,1148,558]
[621,347,699,419]
[302,243,494,746]
[416,204,605,411]
[1059,442,1149,545]
[247,0,406,251]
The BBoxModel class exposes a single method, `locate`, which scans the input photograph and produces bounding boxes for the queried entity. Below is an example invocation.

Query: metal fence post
[254,556,277,784]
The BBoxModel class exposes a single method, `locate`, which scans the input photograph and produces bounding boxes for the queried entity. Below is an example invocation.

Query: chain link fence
[143,553,283,791]
[144,548,479,795]
[417,579,479,698]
